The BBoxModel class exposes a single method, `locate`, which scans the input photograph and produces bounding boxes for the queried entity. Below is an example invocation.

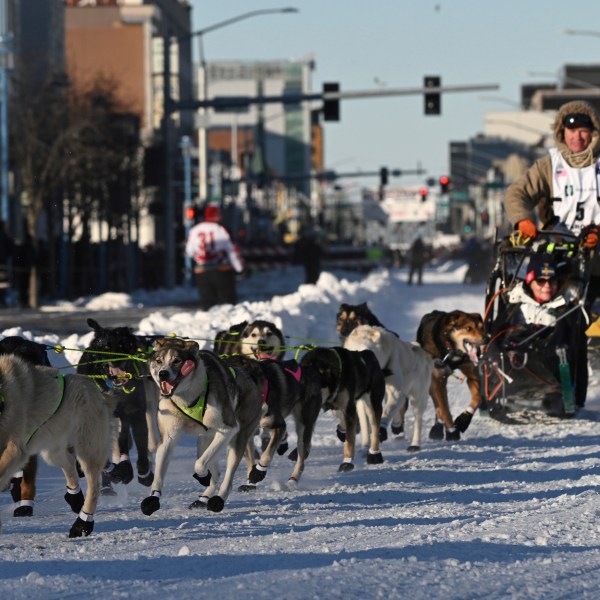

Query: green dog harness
[171,374,209,426]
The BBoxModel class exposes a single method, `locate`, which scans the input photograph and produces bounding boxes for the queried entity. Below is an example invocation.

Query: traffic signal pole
[161,69,498,288]
[172,82,499,113]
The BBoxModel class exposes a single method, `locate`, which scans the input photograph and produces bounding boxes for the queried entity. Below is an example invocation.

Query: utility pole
[0,0,11,225]
[162,32,176,289]
[180,135,193,285]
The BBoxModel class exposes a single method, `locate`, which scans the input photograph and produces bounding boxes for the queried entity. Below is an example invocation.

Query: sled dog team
[0,305,486,537]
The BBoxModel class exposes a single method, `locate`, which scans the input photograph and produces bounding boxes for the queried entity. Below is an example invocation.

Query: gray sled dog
[0,355,115,537]
[141,337,262,515]
[214,319,286,360]
[343,325,434,452]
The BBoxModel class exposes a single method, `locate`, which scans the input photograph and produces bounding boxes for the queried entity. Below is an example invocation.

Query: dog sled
[480,229,591,424]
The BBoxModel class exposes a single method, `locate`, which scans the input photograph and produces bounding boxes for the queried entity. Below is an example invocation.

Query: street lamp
[478,95,522,109]
[525,69,600,90]
[193,8,299,205]
[563,28,600,38]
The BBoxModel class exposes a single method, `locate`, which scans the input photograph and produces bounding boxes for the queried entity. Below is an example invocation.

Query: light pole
[564,28,600,38]
[526,69,600,90]
[0,0,12,225]
[180,135,193,285]
[193,8,299,206]
[478,95,522,109]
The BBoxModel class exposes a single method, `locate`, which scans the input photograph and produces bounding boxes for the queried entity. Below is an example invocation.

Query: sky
[189,0,600,189]
[3,260,600,598]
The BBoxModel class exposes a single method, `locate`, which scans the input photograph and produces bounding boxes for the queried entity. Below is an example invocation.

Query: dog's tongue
[466,344,480,366]
[257,352,275,360]
[181,360,195,376]
[109,366,129,386]
[160,380,174,396]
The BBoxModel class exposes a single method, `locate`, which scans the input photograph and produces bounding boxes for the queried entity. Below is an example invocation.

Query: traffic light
[419,187,428,202]
[380,167,389,187]
[424,76,441,115]
[439,175,450,193]
[323,82,340,121]
[184,205,196,222]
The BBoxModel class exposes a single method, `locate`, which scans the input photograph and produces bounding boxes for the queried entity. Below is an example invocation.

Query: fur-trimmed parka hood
[553,100,600,158]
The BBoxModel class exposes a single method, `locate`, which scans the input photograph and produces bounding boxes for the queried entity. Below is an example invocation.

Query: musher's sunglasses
[534,278,557,286]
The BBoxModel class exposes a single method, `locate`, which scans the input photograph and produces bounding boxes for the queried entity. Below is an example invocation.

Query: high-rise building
[205,58,315,195]
[65,0,193,141]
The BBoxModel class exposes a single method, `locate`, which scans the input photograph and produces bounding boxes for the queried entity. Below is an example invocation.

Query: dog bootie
[336,425,346,443]
[9,475,22,503]
[193,471,212,487]
[137,470,154,487]
[238,482,257,492]
[100,470,117,496]
[276,432,289,455]
[453,410,473,433]
[111,458,134,484]
[367,451,384,464]
[287,447,309,461]
[141,492,161,516]
[69,512,94,538]
[338,461,354,472]
[391,422,404,436]
[248,463,268,484]
[429,421,445,440]
[207,496,225,512]
[189,496,209,509]
[379,424,388,443]
[64,486,85,514]
[14,500,34,517]
[445,428,461,442]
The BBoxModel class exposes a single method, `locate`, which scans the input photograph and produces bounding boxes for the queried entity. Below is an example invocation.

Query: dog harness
[170,373,209,427]
[434,343,468,369]
[428,317,469,369]
[260,360,302,405]
[322,348,343,411]
[25,374,66,445]
[284,363,302,382]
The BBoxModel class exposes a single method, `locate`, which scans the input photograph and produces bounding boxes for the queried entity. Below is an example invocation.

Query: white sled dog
[141,337,262,515]
[0,355,115,537]
[343,325,434,451]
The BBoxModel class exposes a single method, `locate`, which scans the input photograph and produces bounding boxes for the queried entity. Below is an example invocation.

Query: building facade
[205,58,315,196]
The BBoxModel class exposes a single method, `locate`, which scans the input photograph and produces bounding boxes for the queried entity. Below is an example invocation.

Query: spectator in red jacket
[185,205,244,310]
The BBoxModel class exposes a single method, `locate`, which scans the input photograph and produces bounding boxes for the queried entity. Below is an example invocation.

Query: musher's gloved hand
[581,224,599,248]
[517,219,537,239]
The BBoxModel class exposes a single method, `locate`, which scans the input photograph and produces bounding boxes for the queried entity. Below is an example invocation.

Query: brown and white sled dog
[416,310,486,441]
[0,355,115,537]
[343,325,434,452]
[141,337,262,515]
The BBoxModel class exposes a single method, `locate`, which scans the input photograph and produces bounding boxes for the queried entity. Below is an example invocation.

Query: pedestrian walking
[185,205,244,310]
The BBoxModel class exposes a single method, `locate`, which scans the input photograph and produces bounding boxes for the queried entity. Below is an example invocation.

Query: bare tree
[9,71,142,306]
